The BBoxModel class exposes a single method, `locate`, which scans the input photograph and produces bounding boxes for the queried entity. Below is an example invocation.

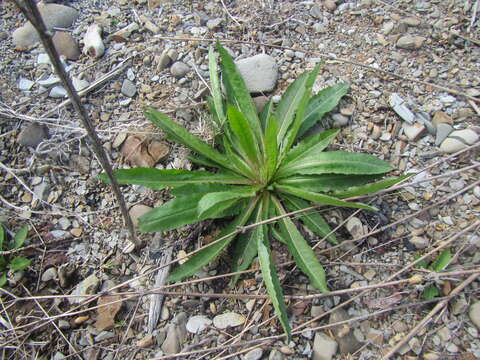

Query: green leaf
[13,225,29,249]
[0,273,7,288]
[187,153,227,169]
[284,129,339,165]
[264,115,279,178]
[334,175,411,198]
[275,184,376,211]
[99,169,249,190]
[281,194,337,244]
[422,284,440,300]
[277,174,383,193]
[170,183,235,197]
[217,43,262,142]
[230,230,258,285]
[226,105,260,166]
[277,151,394,178]
[257,224,291,340]
[0,225,4,251]
[9,257,30,271]
[431,249,452,272]
[276,71,310,143]
[259,98,274,130]
[299,83,350,137]
[145,107,234,171]
[139,194,204,232]
[208,46,226,130]
[222,137,257,179]
[280,64,321,157]
[198,188,256,219]
[271,197,329,293]
[413,254,429,269]
[168,196,259,282]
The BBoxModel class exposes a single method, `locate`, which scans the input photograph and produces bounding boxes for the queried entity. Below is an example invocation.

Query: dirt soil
[0,0,479,359]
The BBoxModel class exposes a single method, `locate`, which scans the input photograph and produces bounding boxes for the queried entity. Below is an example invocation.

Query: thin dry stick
[14,0,138,247]
[154,35,480,104]
[383,272,480,359]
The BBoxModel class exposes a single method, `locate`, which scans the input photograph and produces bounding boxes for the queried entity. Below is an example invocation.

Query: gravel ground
[0,0,480,359]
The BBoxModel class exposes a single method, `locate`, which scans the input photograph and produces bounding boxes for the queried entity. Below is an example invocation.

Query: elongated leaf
[280,64,320,156]
[276,71,310,142]
[13,225,29,249]
[271,197,329,293]
[260,98,274,130]
[0,273,7,288]
[145,107,234,171]
[168,197,259,282]
[275,184,375,210]
[299,83,350,137]
[277,151,394,178]
[226,105,260,166]
[170,183,235,197]
[431,249,452,272]
[99,169,249,190]
[217,43,262,141]
[257,224,291,340]
[9,257,30,271]
[277,174,383,193]
[334,175,410,198]
[187,153,227,169]
[208,46,226,129]
[422,284,440,300]
[198,188,256,219]
[265,115,279,179]
[139,194,204,232]
[230,230,258,284]
[281,194,337,244]
[222,137,257,179]
[284,129,339,165]
[0,225,4,251]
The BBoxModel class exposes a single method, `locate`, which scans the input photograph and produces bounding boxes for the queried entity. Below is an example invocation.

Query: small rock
[52,31,80,60]
[121,79,136,98]
[58,217,71,230]
[446,343,458,353]
[83,24,104,58]
[469,302,480,329]
[331,113,349,128]
[437,327,451,342]
[346,217,365,238]
[170,61,190,79]
[49,86,67,98]
[396,35,426,49]
[329,309,362,354]
[409,337,422,355]
[403,122,426,141]
[129,204,152,227]
[72,78,90,92]
[41,267,57,282]
[206,18,222,30]
[466,88,480,97]
[435,123,453,146]
[382,21,395,35]
[213,312,245,329]
[94,331,115,342]
[324,0,337,11]
[268,349,284,360]
[310,4,322,19]
[390,93,415,123]
[112,133,128,149]
[432,111,453,126]
[17,123,49,148]
[69,274,100,304]
[440,129,479,153]
[452,296,468,315]
[161,324,180,354]
[38,75,60,87]
[136,334,155,348]
[253,96,269,113]
[18,78,35,91]
[243,348,263,360]
[313,332,338,360]
[58,320,70,330]
[96,295,123,331]
[70,155,90,174]
[186,315,212,334]
[235,54,278,93]
[402,17,421,26]
[409,236,429,249]
[34,181,50,201]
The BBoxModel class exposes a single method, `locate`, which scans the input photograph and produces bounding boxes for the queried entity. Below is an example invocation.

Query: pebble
[329,309,362,354]
[403,122,426,141]
[206,18,222,30]
[69,274,100,304]
[268,349,284,360]
[313,332,338,360]
[408,337,422,355]
[396,35,426,49]
[52,31,80,60]
[41,267,57,282]
[213,312,245,329]
[331,113,349,128]
[440,129,479,153]
[18,78,35,91]
[58,217,71,230]
[161,324,180,354]
[38,75,60,87]
[128,204,152,227]
[136,334,154,348]
[242,348,263,360]
[469,302,480,329]
[170,61,190,79]
[17,123,49,148]
[446,343,459,353]
[409,236,429,249]
[13,3,79,47]
[94,331,115,342]
[390,93,415,123]
[235,54,278,93]
[186,315,212,334]
[121,79,137,98]
[310,4,322,19]
[435,123,453,146]
[432,111,453,126]
[324,0,337,11]
[72,78,90,92]
[50,86,67,98]
[346,217,365,238]
[402,17,421,26]
[156,52,172,71]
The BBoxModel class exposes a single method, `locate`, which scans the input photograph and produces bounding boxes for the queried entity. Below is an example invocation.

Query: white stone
[448,129,479,145]
[186,315,212,334]
[83,24,104,58]
[213,312,245,329]
[469,302,480,329]
[313,332,338,360]
[403,122,426,141]
[49,86,67,98]
[235,54,278,93]
[18,78,35,91]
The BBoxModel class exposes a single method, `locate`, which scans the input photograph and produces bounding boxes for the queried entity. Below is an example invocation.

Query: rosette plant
[101,43,406,338]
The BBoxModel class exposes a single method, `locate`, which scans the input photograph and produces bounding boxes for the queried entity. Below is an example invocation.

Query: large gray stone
[313,332,338,360]
[235,54,278,93]
[13,3,79,48]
